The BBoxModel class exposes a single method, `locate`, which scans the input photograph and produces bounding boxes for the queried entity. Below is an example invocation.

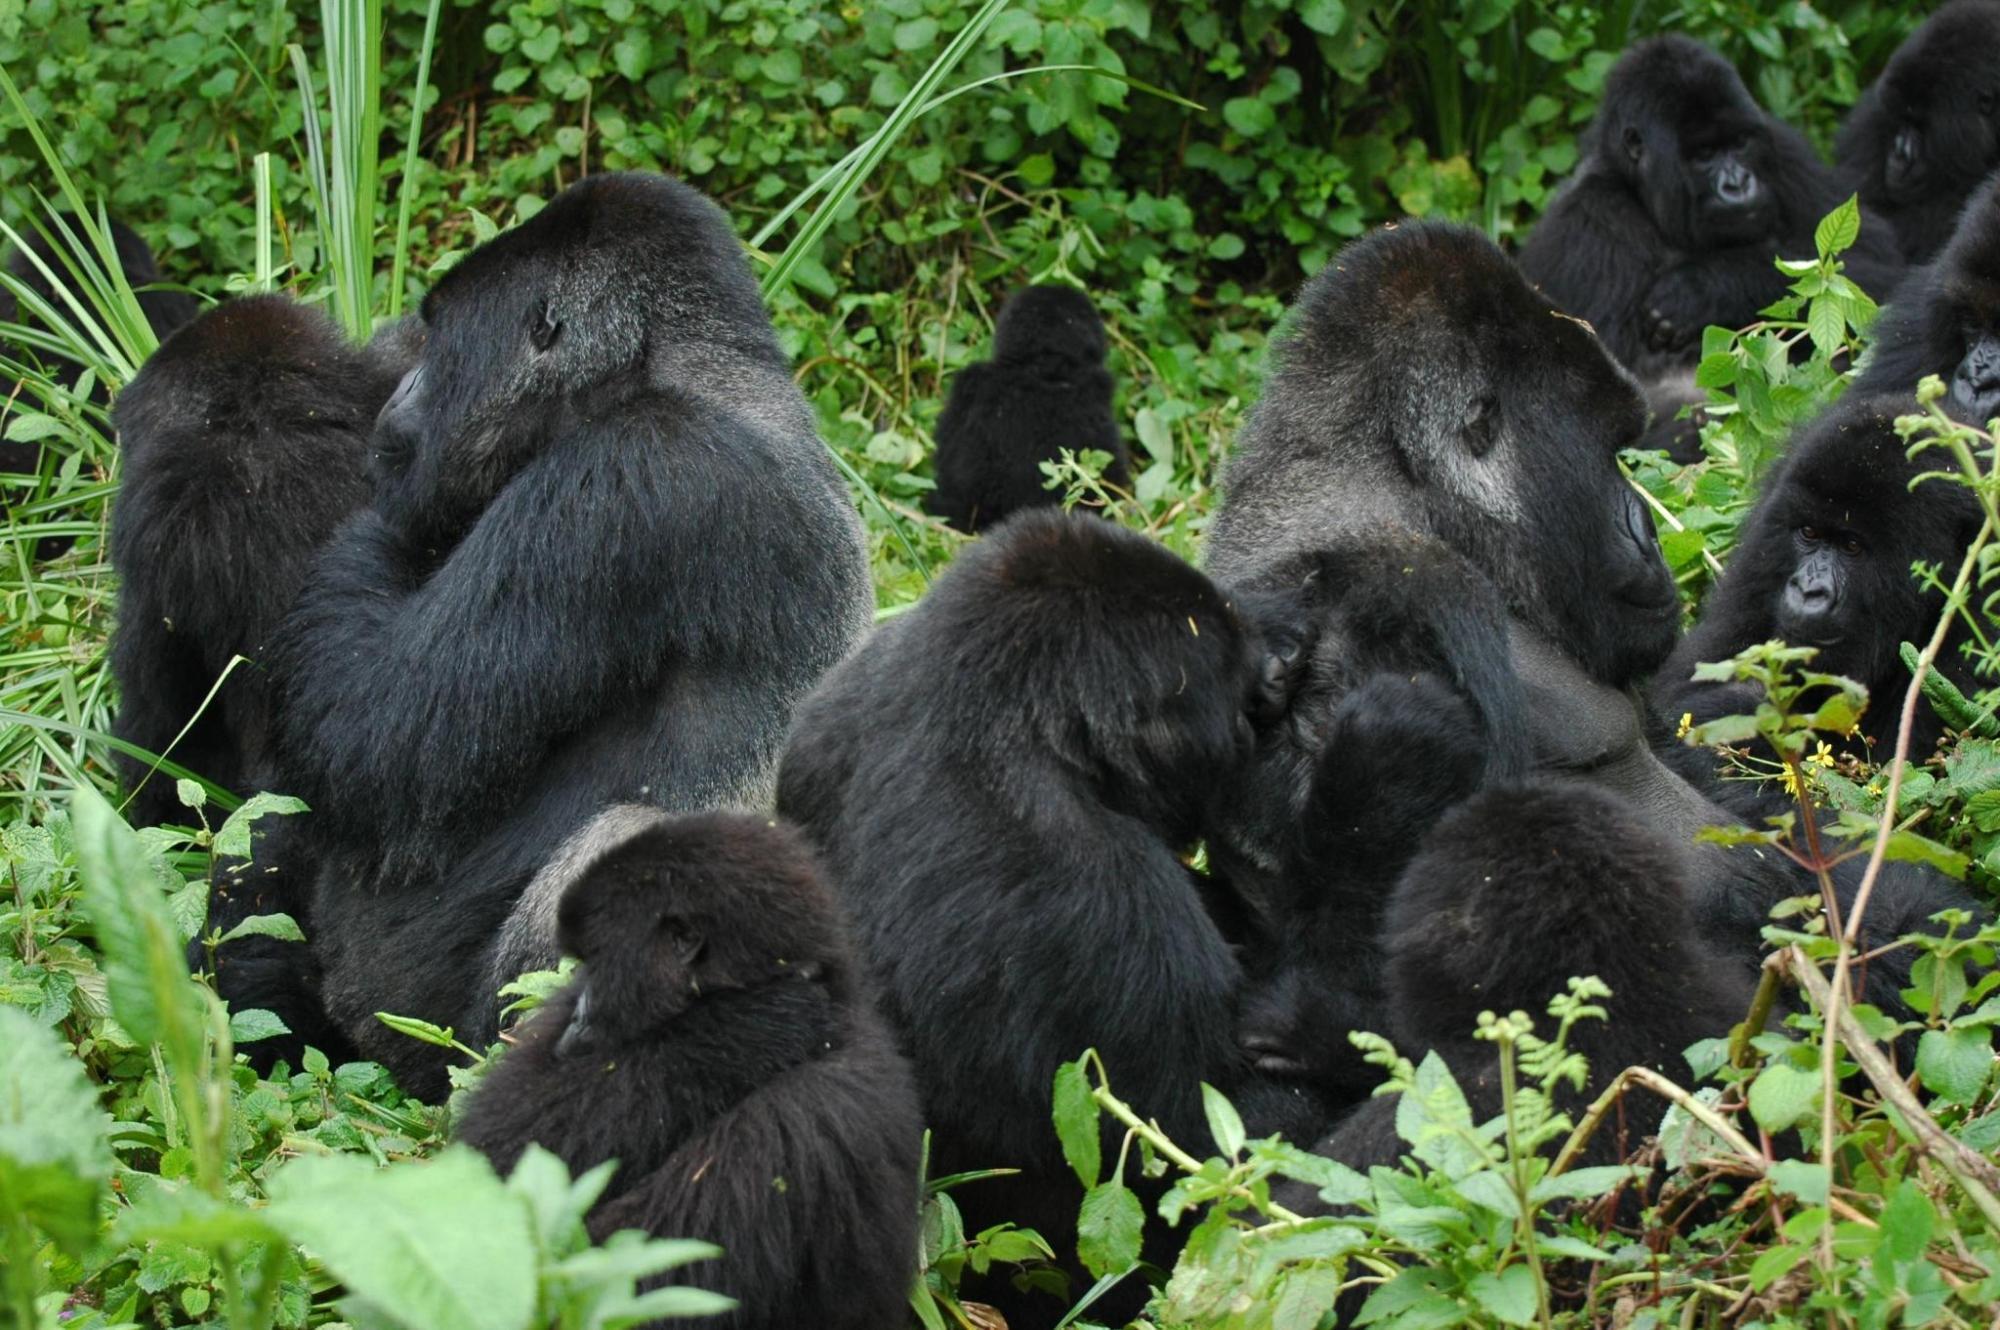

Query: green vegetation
[5,3,2000,1328]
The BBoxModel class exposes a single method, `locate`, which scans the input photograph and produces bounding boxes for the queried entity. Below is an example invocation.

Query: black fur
[1657,394,1985,760]
[1520,36,1905,381]
[1853,171,2000,421]
[1285,779,1753,1187]
[925,285,1129,533]
[456,813,922,1330]
[109,296,402,829]
[776,509,1325,1328]
[1837,1,2000,264]
[149,172,870,1093]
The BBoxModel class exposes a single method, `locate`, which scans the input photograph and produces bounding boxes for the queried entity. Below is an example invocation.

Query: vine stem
[1084,1080,1306,1225]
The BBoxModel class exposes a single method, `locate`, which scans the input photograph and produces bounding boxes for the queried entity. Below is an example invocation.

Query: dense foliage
[6,3,2000,1329]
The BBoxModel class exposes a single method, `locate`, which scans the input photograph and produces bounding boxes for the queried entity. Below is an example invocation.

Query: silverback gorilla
[1853,171,2000,421]
[925,284,1129,533]
[1520,36,1904,381]
[776,509,1324,1328]
[113,172,872,1094]
[1838,0,2000,264]
[457,812,922,1330]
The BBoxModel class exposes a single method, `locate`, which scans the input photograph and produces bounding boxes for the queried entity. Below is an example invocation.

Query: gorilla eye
[1622,127,1644,162]
[1800,525,1823,543]
[530,301,562,353]
[1462,394,1500,456]
[1841,535,1864,556]
[659,919,705,966]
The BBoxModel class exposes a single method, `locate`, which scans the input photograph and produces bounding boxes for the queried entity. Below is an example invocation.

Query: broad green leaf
[0,1008,112,1253]
[1749,1241,1808,1291]
[1748,1061,1820,1133]
[1469,1265,1539,1327]
[1878,1179,1935,1265]
[227,1008,291,1045]
[1766,1159,1830,1203]
[1297,0,1346,35]
[1529,1164,1643,1204]
[1222,97,1276,137]
[266,1148,537,1330]
[1813,195,1861,258]
[1075,1180,1142,1280]
[1051,1059,1100,1189]
[1916,1027,1994,1105]
[217,913,306,946]
[211,791,307,860]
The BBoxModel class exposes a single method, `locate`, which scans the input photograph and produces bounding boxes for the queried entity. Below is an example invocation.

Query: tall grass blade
[389,0,445,318]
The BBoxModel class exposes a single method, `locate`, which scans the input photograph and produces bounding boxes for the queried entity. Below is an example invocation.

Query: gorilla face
[1756,401,1982,697]
[553,818,848,1049]
[1602,37,1782,250]
[1869,6,2000,208]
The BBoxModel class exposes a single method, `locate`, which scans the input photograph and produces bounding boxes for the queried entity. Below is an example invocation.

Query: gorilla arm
[1518,175,1666,367]
[274,396,744,851]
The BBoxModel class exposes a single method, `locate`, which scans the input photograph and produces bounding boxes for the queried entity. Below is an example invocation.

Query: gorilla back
[247,172,870,1095]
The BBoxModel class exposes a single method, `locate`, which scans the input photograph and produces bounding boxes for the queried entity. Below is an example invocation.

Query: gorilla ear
[1622,126,1644,162]
[530,300,562,353]
[1461,393,1500,458]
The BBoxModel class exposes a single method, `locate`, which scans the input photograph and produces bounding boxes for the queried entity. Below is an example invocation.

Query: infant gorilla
[457,812,922,1330]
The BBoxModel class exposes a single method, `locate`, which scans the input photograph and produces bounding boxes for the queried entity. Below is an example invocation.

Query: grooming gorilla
[1520,37,1904,384]
[1208,222,1962,1077]
[1838,0,2000,264]
[1658,395,1986,761]
[925,284,1130,533]
[1853,171,2000,421]
[178,172,869,1094]
[110,297,410,832]
[1281,779,1753,1194]
[457,813,922,1330]
[776,509,1324,1329]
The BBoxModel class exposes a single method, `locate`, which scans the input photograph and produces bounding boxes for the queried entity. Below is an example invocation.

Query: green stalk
[389,0,445,317]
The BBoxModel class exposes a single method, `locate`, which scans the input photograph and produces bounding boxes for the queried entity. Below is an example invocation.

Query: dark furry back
[926,285,1129,533]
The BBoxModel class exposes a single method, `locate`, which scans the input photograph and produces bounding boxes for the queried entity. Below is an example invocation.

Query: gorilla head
[549,813,854,1053]
[990,284,1109,366]
[373,172,790,551]
[1209,221,1678,689]
[1595,36,1780,249]
[1855,172,2000,422]
[1839,0,2000,262]
[1661,395,1984,755]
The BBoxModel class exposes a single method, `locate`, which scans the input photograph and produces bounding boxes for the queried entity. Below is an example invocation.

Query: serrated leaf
[1223,97,1276,137]
[1529,1164,1643,1204]
[1814,195,1861,258]
[1748,1061,1820,1133]
[1916,1027,1994,1106]
[1454,1168,1520,1218]
[1807,296,1844,358]
[1201,1082,1245,1159]
[1766,1158,1830,1202]
[217,912,306,946]
[266,1148,536,1330]
[1469,1265,1539,1327]
[0,1008,112,1254]
[1749,1241,1808,1291]
[211,792,307,861]
[1051,1059,1100,1190]
[1075,1181,1143,1279]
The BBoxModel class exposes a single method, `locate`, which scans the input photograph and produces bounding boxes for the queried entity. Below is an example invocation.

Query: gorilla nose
[1242,1030,1307,1077]
[1781,577,1839,631]
[1715,162,1759,206]
[1886,128,1921,188]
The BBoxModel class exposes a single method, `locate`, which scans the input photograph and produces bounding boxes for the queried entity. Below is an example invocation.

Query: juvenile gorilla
[1852,171,2000,421]
[168,172,870,1094]
[1520,36,1904,382]
[457,813,922,1330]
[776,509,1324,1328]
[110,297,404,830]
[1837,0,2000,264]
[925,284,1129,533]
[1284,779,1753,1188]
[1657,395,1986,761]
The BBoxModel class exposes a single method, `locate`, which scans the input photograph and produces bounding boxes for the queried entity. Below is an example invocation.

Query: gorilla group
[111,172,874,1091]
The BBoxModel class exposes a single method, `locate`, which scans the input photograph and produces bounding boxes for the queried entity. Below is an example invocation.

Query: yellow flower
[1676,712,1693,740]
[1810,741,1836,769]
[1781,765,1803,799]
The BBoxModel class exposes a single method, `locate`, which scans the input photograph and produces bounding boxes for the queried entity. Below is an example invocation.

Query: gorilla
[1281,779,1753,1189]
[1852,171,2000,421]
[456,812,923,1330]
[925,284,1129,533]
[1837,0,2000,264]
[109,297,406,830]
[776,509,1325,1329]
[1657,394,1986,762]
[1207,222,1970,1086]
[124,172,871,1093]
[1520,37,1905,384]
